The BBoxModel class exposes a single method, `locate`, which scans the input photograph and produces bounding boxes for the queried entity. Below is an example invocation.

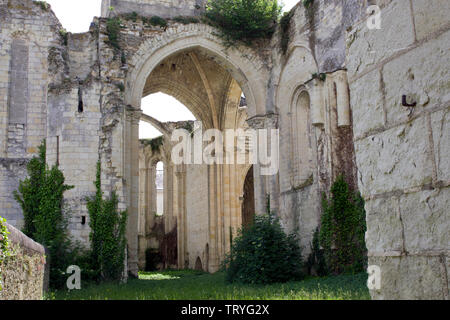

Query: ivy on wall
[0,216,12,291]
[87,162,127,281]
[204,0,282,47]
[13,140,75,288]
[318,175,367,274]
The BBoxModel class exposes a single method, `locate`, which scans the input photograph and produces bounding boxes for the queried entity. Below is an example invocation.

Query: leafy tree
[87,162,127,281]
[319,175,367,274]
[204,0,282,46]
[14,140,74,288]
[223,212,304,284]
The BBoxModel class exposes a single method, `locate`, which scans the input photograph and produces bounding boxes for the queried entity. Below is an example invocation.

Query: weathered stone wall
[101,0,206,19]
[0,0,63,228]
[0,221,47,300]
[0,0,448,299]
[273,1,362,256]
[347,0,450,299]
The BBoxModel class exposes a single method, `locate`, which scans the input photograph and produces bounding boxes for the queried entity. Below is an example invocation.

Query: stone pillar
[246,113,280,214]
[125,106,141,277]
[335,71,351,127]
[309,78,325,126]
[175,165,187,269]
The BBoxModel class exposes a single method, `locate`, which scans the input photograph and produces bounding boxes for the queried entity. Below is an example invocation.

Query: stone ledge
[5,221,45,255]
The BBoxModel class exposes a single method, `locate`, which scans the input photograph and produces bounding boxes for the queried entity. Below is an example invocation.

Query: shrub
[319,175,367,274]
[172,16,200,25]
[204,0,282,47]
[0,216,12,292]
[106,17,122,50]
[223,212,304,284]
[14,140,75,288]
[87,162,127,281]
[149,16,168,28]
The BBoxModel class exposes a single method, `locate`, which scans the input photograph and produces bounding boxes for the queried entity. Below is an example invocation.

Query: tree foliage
[204,0,282,46]
[319,175,367,274]
[14,140,74,288]
[223,211,304,284]
[87,162,127,281]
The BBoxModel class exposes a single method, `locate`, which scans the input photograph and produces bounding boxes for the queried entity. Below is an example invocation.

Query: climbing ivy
[13,140,75,288]
[204,0,282,47]
[319,175,367,274]
[0,216,12,292]
[280,10,294,55]
[87,162,127,281]
[106,17,122,50]
[143,136,164,153]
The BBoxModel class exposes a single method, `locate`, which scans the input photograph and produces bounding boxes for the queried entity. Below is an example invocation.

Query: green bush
[0,216,12,292]
[204,0,281,46]
[319,175,367,274]
[14,140,75,288]
[149,16,168,28]
[172,16,200,25]
[87,162,127,282]
[106,17,122,50]
[223,212,304,284]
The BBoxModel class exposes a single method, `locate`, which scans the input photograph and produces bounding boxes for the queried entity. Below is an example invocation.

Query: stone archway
[127,25,269,273]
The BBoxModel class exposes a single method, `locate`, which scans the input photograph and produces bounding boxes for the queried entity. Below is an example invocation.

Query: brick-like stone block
[412,0,450,41]
[400,188,450,253]
[355,116,433,197]
[431,107,450,183]
[369,255,447,299]
[365,196,403,253]
[383,30,450,126]
[346,0,415,79]
[350,69,385,139]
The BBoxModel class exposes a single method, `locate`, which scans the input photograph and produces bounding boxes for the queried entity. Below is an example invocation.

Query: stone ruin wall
[0,0,448,299]
[347,0,449,299]
[0,221,48,300]
[101,0,206,19]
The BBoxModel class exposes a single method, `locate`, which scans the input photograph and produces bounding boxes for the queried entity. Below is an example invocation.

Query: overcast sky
[43,0,300,138]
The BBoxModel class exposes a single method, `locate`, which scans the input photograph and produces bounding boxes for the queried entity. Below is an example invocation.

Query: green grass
[51,270,370,300]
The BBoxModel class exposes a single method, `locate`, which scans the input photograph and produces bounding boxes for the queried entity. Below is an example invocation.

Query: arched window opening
[156,161,164,216]
[291,90,313,187]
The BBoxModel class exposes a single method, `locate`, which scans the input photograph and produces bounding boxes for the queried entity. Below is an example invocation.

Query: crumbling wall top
[101,0,206,19]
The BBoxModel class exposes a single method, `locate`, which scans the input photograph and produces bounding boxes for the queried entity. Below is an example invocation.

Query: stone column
[246,113,280,215]
[125,106,141,277]
[335,71,350,127]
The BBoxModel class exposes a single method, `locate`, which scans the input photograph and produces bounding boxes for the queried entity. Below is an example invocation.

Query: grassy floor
[51,270,370,300]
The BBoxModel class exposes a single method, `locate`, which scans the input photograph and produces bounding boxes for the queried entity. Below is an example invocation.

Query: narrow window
[156,161,164,216]
[78,86,84,112]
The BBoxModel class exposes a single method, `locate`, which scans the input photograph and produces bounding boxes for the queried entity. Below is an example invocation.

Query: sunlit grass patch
[52,271,370,300]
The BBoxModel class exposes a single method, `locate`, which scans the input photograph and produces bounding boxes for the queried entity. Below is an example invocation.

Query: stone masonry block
[365,196,403,253]
[355,116,433,197]
[400,188,450,253]
[412,0,450,41]
[350,69,385,139]
[431,107,450,183]
[346,0,415,79]
[383,30,450,126]
[369,255,447,299]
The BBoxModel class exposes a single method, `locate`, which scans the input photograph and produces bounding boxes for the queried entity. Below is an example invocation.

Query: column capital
[126,105,142,125]
[246,112,279,130]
